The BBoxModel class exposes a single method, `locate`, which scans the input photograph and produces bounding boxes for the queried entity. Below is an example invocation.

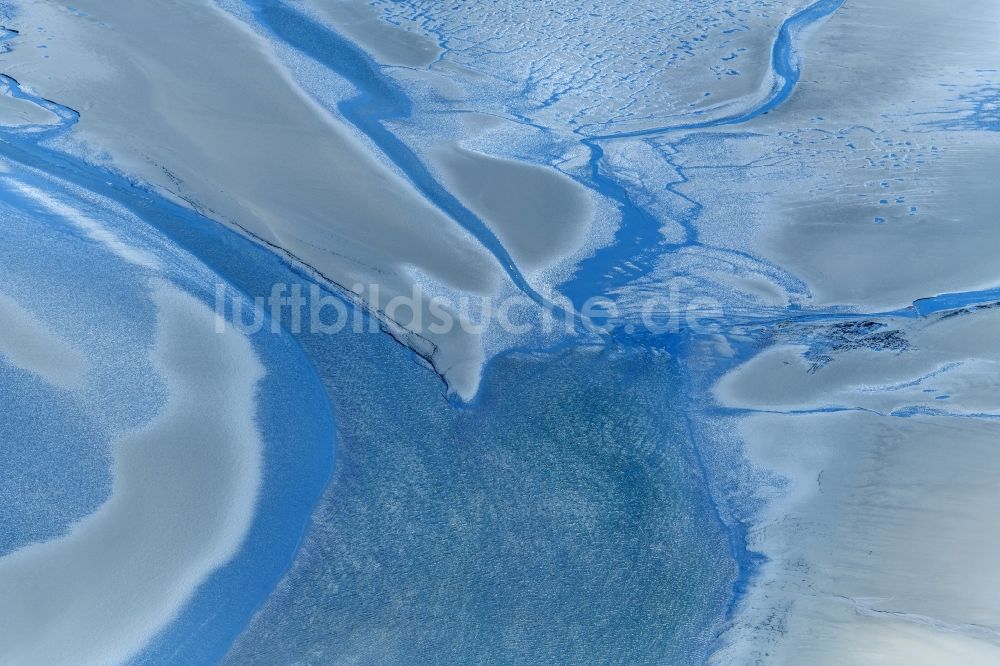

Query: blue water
[223,340,737,665]
[3,0,1000,663]
[589,0,847,141]
[192,3,750,661]
[0,368,109,555]
[560,0,846,307]
[0,27,79,134]
[0,65,335,662]
[239,0,560,314]
[913,286,1000,317]
[209,3,1000,663]
[0,179,156,555]
[0,34,732,664]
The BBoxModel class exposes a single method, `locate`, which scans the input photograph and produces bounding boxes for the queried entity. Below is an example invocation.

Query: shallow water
[0,90,737,664]
[0,133,333,664]
[226,342,736,665]
[3,0,999,662]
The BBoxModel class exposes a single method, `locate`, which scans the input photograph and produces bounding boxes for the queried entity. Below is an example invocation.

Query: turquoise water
[225,340,736,665]
[0,137,333,662]
[5,0,954,662]
[0,118,737,663]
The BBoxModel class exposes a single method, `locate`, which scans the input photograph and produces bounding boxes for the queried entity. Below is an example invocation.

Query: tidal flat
[0,0,998,663]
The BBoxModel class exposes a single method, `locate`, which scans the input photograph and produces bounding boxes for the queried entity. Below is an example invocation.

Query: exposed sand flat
[0,90,59,127]
[351,0,802,135]
[633,0,1000,317]
[0,282,264,665]
[746,0,1000,311]
[13,181,161,270]
[718,412,1000,665]
[1,0,509,398]
[717,308,1000,416]
[429,144,595,272]
[224,1,603,293]
[295,0,442,67]
[0,290,88,390]
[714,308,1000,663]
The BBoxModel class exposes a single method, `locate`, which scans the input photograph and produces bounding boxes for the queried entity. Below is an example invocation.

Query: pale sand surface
[0,282,264,665]
[748,0,1000,311]
[429,144,595,272]
[1,0,517,398]
[630,0,1000,317]
[296,0,442,67]
[350,0,801,135]
[717,308,1000,417]
[0,89,59,126]
[717,411,1000,665]
[0,289,88,390]
[13,181,161,270]
[714,307,1000,663]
